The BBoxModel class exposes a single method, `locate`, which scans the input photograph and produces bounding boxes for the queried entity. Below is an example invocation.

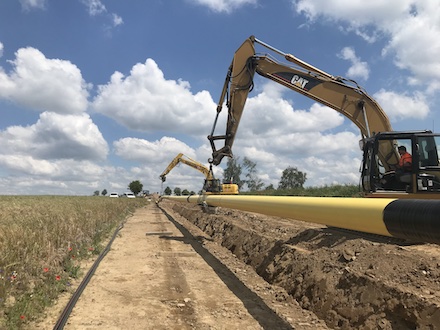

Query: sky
[0,0,439,195]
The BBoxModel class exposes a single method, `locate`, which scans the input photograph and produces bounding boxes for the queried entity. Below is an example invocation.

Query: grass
[0,195,146,329]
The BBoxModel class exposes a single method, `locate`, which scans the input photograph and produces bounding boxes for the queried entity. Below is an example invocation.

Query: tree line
[93,180,145,196]
[162,186,196,196]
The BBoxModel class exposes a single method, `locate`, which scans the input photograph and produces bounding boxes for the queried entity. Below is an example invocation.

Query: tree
[128,180,143,195]
[223,157,244,189]
[243,157,264,191]
[101,189,108,196]
[278,166,307,189]
[182,189,190,195]
[265,183,275,190]
[93,190,100,196]
[174,187,182,196]
[164,186,172,195]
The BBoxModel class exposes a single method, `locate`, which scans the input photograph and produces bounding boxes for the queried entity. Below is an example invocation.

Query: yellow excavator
[208,36,440,199]
[159,153,239,195]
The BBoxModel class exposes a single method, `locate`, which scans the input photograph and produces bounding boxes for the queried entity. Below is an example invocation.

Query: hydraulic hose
[53,220,126,330]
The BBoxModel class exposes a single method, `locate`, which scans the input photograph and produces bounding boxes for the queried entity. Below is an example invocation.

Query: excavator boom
[208,36,395,167]
[159,153,213,182]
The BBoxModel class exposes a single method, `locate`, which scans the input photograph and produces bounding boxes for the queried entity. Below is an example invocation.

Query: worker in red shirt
[398,146,412,171]
[395,145,412,185]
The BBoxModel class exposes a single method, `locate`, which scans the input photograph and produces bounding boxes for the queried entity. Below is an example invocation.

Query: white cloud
[373,89,429,121]
[338,47,370,81]
[0,112,108,161]
[0,108,120,195]
[302,155,361,186]
[227,129,362,189]
[0,42,3,58]
[0,44,114,195]
[0,158,116,195]
[80,0,123,32]
[294,0,412,26]
[0,47,90,114]
[92,59,215,135]
[235,130,358,160]
[19,0,47,11]
[293,0,440,85]
[384,13,440,83]
[237,82,345,137]
[114,136,196,163]
[190,0,257,13]
[0,155,101,178]
[80,0,106,16]
[112,14,123,26]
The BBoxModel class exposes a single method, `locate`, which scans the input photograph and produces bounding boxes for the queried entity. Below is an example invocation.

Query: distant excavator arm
[159,153,239,195]
[208,36,397,169]
[159,153,214,182]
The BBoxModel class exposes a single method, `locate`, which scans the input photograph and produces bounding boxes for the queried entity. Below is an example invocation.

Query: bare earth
[34,198,440,329]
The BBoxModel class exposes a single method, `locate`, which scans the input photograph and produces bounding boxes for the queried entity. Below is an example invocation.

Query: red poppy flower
[55,275,61,281]
[43,268,49,272]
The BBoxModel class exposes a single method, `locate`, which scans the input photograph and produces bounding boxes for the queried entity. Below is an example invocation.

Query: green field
[0,196,147,329]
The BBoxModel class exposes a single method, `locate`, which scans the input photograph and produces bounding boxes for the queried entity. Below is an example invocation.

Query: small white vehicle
[109,192,119,198]
[122,192,136,198]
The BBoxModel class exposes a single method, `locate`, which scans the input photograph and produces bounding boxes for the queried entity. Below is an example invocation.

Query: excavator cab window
[365,133,440,194]
[415,135,440,192]
[203,179,222,193]
[418,136,440,168]
[369,138,413,192]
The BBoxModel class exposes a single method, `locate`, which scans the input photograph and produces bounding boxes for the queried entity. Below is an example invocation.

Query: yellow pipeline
[164,195,440,244]
[165,195,394,237]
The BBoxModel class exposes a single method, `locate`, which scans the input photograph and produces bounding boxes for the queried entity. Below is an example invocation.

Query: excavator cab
[361,131,440,197]
[202,179,239,195]
[203,178,221,193]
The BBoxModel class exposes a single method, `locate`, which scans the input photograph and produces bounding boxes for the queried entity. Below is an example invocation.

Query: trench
[165,201,440,330]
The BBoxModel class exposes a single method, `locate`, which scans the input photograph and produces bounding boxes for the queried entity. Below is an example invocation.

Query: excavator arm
[159,153,183,182]
[159,153,214,182]
[179,157,214,180]
[208,36,397,169]
[159,153,239,195]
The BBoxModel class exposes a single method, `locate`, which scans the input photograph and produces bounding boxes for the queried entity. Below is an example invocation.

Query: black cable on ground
[53,220,126,330]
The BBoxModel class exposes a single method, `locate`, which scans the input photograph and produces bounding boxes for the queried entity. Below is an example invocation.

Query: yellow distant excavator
[159,153,239,195]
[208,36,440,199]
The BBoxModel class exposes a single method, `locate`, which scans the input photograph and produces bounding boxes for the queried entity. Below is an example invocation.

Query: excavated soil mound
[160,199,440,330]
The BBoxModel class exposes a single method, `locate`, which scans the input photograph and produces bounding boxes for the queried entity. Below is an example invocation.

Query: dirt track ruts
[34,201,326,329]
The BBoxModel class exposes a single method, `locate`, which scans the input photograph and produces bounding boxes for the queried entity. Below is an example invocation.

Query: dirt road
[34,197,440,329]
[35,202,326,329]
